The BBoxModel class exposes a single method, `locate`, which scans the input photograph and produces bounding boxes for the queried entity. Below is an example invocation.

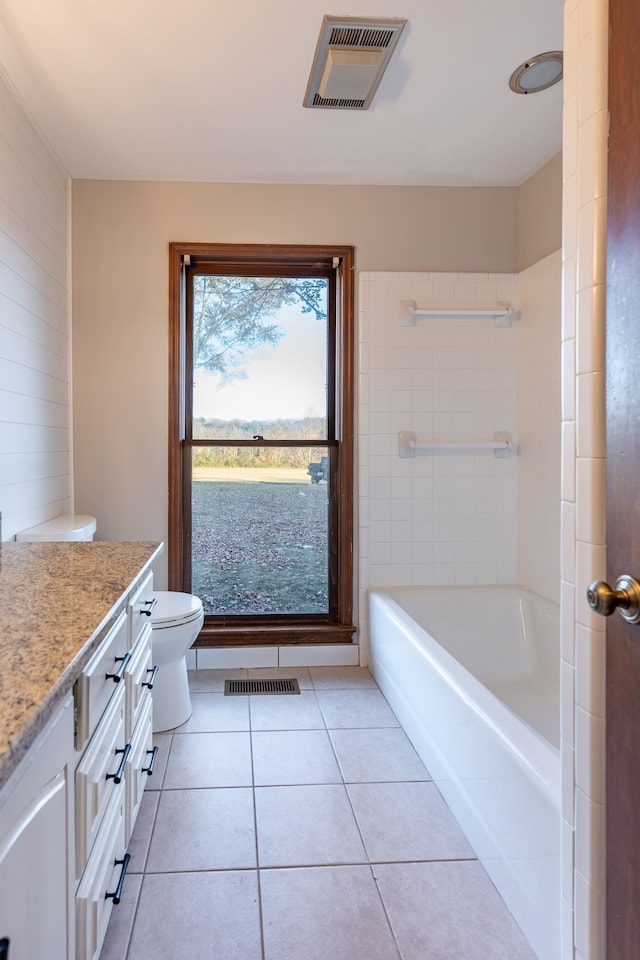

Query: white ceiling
[0,0,564,187]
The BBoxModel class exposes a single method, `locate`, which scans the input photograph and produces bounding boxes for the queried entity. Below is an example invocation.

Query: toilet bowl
[149,591,204,732]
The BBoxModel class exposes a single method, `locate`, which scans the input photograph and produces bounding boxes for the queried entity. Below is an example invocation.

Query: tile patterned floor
[99,667,536,960]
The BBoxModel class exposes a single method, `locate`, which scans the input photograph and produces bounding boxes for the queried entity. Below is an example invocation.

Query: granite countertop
[0,540,163,791]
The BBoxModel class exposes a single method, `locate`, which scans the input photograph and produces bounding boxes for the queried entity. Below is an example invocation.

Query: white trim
[194,644,360,669]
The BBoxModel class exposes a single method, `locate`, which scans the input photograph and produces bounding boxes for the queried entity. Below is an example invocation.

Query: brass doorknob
[586,575,640,623]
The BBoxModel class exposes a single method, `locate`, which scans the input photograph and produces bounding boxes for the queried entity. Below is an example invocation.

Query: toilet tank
[16,515,97,542]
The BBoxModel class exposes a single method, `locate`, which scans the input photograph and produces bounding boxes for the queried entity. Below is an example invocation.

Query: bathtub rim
[367,586,561,805]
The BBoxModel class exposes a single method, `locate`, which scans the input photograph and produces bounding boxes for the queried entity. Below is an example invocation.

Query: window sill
[195,621,357,647]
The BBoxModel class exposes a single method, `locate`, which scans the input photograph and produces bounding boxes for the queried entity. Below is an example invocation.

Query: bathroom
[0,0,614,957]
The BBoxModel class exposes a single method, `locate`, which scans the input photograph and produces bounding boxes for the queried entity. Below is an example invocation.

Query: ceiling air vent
[304,15,407,110]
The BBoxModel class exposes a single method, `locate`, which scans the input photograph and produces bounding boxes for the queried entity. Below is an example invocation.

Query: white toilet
[16,514,97,542]
[148,591,204,732]
[16,515,202,733]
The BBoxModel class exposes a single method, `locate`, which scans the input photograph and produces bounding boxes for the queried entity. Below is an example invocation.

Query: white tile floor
[100,667,536,960]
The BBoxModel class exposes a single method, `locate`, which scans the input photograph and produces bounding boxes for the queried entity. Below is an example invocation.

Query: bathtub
[367,585,560,960]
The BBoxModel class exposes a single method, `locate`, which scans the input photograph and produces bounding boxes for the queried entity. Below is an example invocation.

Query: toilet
[16,514,97,542]
[148,591,204,732]
[16,515,202,733]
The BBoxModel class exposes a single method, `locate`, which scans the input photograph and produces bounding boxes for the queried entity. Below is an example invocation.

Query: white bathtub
[367,585,560,960]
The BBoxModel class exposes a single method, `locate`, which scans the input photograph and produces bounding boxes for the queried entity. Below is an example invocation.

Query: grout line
[136,855,481,878]
[122,874,144,960]
[249,687,267,960]
[116,667,486,960]
[368,863,404,960]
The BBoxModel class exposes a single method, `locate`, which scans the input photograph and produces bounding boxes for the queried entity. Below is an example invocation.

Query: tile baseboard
[194,645,360,669]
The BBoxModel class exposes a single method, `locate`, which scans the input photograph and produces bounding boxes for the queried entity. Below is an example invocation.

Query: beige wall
[518,152,563,271]
[71,177,560,585]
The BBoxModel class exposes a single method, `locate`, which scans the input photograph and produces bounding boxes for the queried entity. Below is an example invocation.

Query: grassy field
[192,479,328,615]
[193,466,309,484]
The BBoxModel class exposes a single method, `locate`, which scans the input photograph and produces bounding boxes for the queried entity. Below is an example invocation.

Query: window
[168,243,355,646]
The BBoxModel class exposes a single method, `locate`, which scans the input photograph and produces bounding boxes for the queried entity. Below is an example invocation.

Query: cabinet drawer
[75,684,127,877]
[75,611,128,751]
[125,622,153,740]
[76,789,127,960]
[127,571,154,649]
[125,693,154,843]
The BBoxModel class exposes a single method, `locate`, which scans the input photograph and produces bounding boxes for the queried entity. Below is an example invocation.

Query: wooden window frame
[168,242,355,647]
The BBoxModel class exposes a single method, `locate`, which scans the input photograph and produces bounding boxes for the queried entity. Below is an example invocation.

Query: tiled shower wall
[517,252,562,604]
[357,257,561,657]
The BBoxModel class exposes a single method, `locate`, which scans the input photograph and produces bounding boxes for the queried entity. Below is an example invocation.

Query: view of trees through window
[188,272,333,616]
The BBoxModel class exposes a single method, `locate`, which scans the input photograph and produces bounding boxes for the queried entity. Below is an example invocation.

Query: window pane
[192,275,328,440]
[192,447,329,615]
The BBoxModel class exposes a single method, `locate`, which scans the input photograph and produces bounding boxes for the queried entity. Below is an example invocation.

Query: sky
[193,303,328,421]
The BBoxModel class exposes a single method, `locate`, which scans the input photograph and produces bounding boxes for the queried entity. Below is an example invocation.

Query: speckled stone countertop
[0,540,163,791]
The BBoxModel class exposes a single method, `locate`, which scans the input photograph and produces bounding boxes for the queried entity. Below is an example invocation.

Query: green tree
[193,276,326,382]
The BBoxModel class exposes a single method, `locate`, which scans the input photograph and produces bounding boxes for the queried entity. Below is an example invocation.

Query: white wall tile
[575,787,605,890]
[576,284,605,375]
[359,269,527,607]
[561,896,575,960]
[578,110,609,207]
[575,706,605,804]
[575,457,606,544]
[575,621,605,719]
[516,254,562,600]
[561,579,576,666]
[562,740,576,823]
[576,372,605,459]
[577,197,607,292]
[561,501,576,583]
[278,645,360,667]
[562,818,575,913]
[196,647,279,669]
[577,23,608,123]
[561,421,576,502]
[574,870,606,960]
[561,661,575,746]
[561,339,577,420]
[575,539,606,630]
[562,257,577,339]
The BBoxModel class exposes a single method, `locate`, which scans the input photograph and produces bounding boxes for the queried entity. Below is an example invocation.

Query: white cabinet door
[0,699,74,960]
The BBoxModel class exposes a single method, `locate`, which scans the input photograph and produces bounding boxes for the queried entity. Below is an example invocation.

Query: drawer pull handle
[105,853,131,905]
[106,743,131,784]
[142,746,158,775]
[142,665,159,690]
[141,598,157,617]
[106,652,131,683]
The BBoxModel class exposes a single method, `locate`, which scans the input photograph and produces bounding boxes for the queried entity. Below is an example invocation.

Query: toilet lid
[150,591,203,627]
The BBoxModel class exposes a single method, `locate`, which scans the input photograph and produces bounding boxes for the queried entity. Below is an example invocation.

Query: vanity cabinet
[74,571,156,960]
[0,541,161,960]
[0,697,75,960]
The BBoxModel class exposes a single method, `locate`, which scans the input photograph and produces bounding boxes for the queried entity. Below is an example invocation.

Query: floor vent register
[224,678,301,696]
